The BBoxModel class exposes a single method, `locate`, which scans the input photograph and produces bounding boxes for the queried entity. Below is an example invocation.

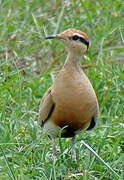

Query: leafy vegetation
[0,0,124,179]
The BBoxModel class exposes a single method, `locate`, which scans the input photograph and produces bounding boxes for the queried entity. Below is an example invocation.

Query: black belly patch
[61,127,76,138]
[47,127,76,139]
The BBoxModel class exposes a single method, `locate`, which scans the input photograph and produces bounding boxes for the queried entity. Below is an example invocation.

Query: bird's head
[46,29,89,56]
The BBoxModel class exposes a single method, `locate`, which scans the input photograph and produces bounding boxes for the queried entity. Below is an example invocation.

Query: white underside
[43,120,60,139]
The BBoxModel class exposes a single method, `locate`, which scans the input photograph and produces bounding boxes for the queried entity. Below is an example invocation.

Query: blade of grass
[54,3,65,34]
[0,146,16,180]
[97,19,124,64]
[58,126,68,155]
[81,140,120,179]
[32,12,42,38]
[80,0,96,37]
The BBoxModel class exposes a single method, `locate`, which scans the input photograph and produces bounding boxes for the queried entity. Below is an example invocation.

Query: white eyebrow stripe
[73,33,85,39]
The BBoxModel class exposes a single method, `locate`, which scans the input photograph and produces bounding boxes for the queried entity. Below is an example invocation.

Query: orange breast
[50,65,98,133]
[50,96,96,131]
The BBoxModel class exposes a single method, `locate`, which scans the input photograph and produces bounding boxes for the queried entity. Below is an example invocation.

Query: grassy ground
[0,0,124,179]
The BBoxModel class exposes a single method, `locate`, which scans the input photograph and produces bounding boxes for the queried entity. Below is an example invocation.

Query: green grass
[0,0,124,179]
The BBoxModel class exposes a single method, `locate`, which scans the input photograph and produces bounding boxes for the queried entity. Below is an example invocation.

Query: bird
[38,29,99,157]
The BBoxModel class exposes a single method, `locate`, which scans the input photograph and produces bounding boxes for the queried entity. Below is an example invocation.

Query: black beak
[45,35,60,40]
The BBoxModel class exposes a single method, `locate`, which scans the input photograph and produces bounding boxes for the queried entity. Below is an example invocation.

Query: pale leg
[71,136,77,161]
[52,138,57,161]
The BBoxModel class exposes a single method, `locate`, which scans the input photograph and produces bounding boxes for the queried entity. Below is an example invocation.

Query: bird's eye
[72,35,79,41]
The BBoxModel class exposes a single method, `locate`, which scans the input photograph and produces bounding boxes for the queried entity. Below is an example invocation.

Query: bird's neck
[64,51,82,71]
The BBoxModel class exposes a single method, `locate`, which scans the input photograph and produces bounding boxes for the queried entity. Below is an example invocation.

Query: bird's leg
[71,136,77,162]
[52,138,57,161]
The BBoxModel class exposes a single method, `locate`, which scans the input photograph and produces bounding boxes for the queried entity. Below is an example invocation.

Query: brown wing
[87,101,99,130]
[38,87,55,127]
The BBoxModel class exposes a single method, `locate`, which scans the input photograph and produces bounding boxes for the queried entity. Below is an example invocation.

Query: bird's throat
[64,51,82,72]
